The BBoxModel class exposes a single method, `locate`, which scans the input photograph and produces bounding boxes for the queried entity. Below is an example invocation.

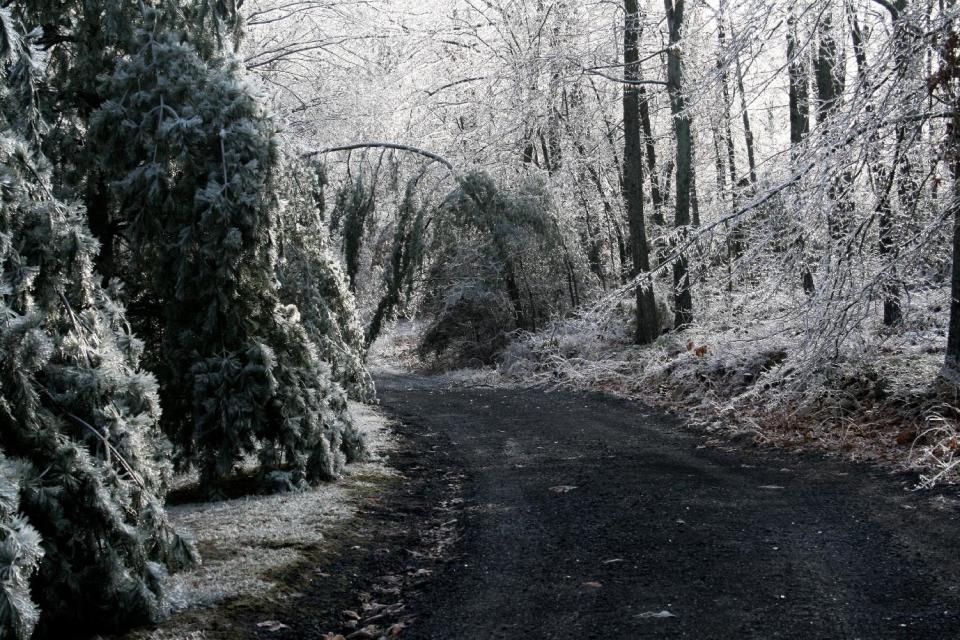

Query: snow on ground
[127,401,396,636]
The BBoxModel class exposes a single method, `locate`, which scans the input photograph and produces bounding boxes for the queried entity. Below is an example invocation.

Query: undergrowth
[497,300,960,488]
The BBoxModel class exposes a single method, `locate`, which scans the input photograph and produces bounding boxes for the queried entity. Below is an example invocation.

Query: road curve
[375,371,960,639]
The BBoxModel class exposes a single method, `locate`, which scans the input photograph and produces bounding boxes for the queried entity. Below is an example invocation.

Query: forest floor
[107,367,960,639]
[107,401,465,640]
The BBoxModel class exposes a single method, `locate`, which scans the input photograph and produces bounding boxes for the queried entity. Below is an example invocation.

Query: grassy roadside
[111,403,399,640]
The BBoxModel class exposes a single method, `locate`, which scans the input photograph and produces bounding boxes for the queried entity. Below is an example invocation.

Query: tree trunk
[639,85,664,225]
[624,0,660,344]
[664,0,693,329]
[86,172,115,286]
[787,9,814,294]
[938,0,960,374]
[717,16,738,188]
[815,7,844,122]
[948,172,960,372]
[733,41,757,186]
[787,11,810,147]
[816,4,851,240]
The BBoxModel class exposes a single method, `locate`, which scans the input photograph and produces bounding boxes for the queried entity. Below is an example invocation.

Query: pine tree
[0,454,43,640]
[275,157,376,403]
[89,20,364,491]
[0,10,196,638]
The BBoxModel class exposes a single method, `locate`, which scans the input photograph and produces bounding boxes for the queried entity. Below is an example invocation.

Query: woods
[2,0,960,637]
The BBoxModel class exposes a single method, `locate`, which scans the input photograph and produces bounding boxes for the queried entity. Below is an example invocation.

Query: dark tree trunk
[937,0,960,374]
[712,119,727,197]
[949,174,960,372]
[787,9,814,294]
[690,142,701,227]
[816,5,852,240]
[787,12,810,146]
[624,0,660,344]
[564,87,612,288]
[589,78,624,193]
[503,259,527,330]
[733,46,757,186]
[849,3,904,325]
[639,85,664,225]
[664,0,693,329]
[717,17,738,187]
[815,8,844,121]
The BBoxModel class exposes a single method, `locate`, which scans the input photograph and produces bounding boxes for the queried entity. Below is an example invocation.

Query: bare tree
[664,0,693,329]
[624,0,660,343]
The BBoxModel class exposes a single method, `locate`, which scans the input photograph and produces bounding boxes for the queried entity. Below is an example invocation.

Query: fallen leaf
[637,610,676,619]
[342,610,361,621]
[896,428,917,445]
[388,622,407,636]
[323,634,346,640]
[549,485,578,493]
[256,620,290,631]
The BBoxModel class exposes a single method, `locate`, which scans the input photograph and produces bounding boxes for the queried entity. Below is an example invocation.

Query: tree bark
[733,42,757,186]
[849,3,904,325]
[938,0,960,374]
[816,4,852,240]
[85,172,115,286]
[638,85,664,225]
[717,16,738,188]
[787,11,810,147]
[787,10,815,294]
[624,0,660,344]
[664,0,693,329]
[948,172,960,372]
[815,8,844,122]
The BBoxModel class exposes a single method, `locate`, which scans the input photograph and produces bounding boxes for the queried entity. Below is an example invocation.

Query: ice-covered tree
[275,156,376,402]
[0,12,196,637]
[89,19,364,491]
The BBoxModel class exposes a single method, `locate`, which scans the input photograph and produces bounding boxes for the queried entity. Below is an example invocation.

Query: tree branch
[425,76,487,97]
[303,142,455,172]
[584,69,668,86]
[868,0,900,20]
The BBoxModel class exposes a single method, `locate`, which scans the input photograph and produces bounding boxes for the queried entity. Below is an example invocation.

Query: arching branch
[304,142,455,172]
[868,0,900,21]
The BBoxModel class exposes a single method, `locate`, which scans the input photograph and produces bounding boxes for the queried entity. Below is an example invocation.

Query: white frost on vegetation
[153,402,395,617]
[499,293,959,486]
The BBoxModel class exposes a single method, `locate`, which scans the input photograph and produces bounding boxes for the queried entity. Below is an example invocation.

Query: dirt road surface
[373,372,960,639]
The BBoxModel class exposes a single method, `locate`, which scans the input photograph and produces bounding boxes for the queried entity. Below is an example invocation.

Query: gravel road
[375,371,960,639]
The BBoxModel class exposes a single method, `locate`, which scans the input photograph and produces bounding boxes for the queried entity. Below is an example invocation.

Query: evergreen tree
[419,171,578,364]
[0,453,43,640]
[331,175,376,292]
[275,157,376,402]
[0,10,195,638]
[366,180,428,349]
[90,20,364,491]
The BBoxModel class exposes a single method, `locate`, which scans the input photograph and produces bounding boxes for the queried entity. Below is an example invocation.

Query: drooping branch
[868,0,900,21]
[584,68,669,86]
[425,76,488,97]
[304,142,455,173]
